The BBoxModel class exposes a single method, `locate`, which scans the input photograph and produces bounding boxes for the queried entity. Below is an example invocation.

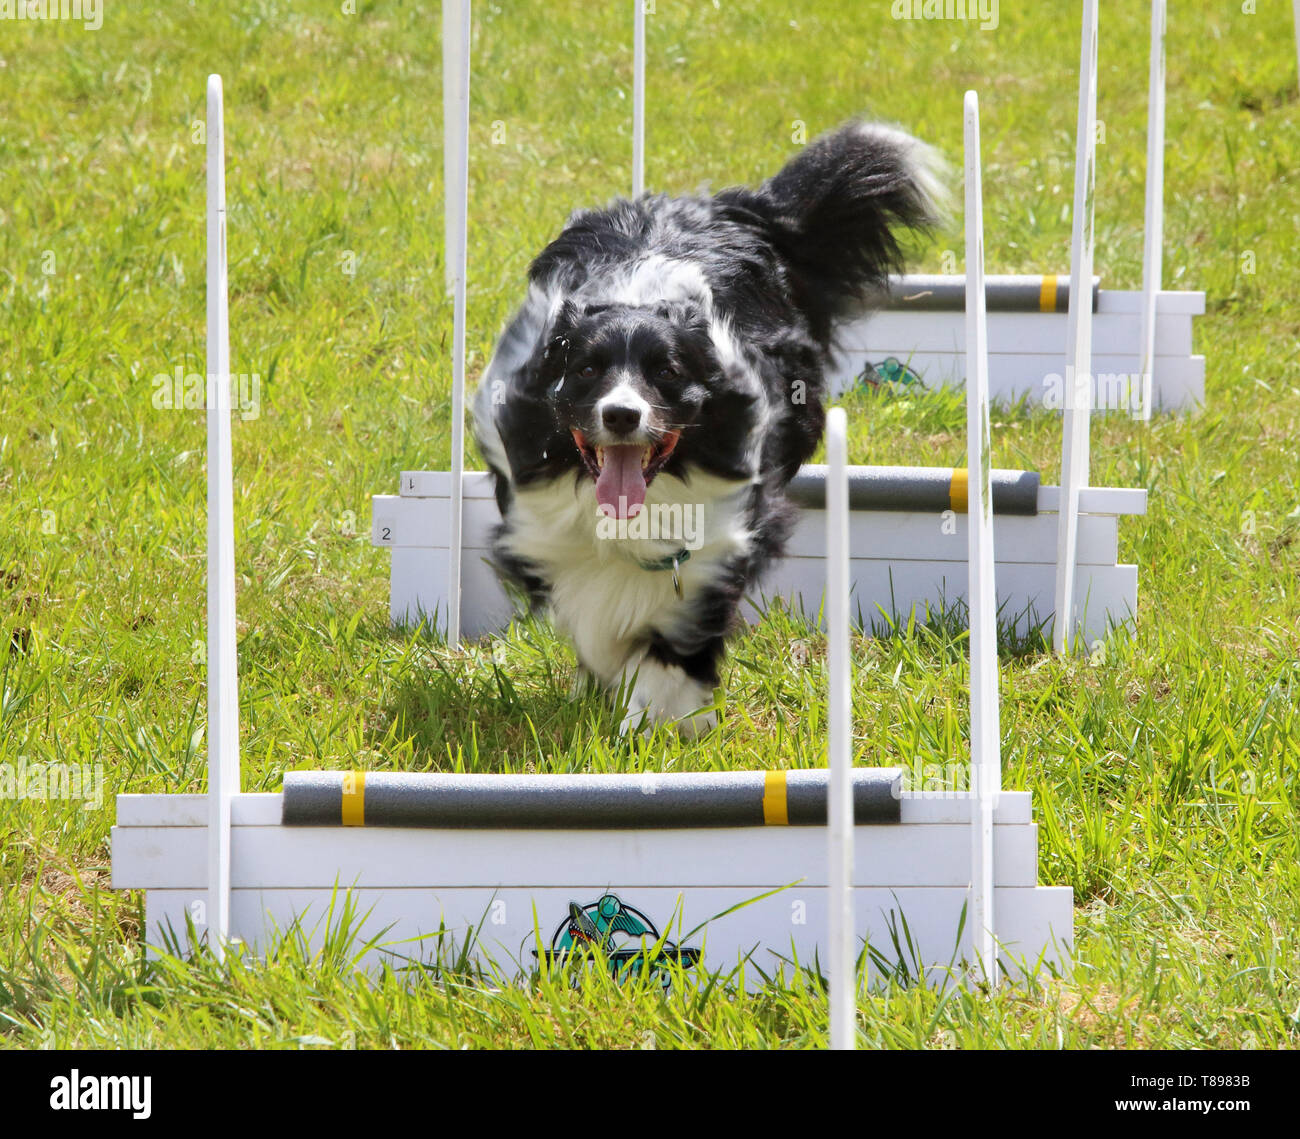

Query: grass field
[1,0,1297,1049]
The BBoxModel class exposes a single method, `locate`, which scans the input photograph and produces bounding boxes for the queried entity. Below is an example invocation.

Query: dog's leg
[569,663,600,697]
[615,635,723,738]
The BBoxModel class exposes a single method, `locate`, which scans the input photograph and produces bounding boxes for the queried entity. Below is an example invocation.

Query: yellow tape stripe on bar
[1039,274,1059,313]
[341,771,365,826]
[949,467,969,513]
[762,770,789,825]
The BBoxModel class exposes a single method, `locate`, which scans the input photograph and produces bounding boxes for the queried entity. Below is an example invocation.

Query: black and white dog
[472,121,944,736]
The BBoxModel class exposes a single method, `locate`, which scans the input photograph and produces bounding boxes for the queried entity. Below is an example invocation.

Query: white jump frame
[963,91,999,986]
[1137,0,1167,423]
[1053,0,1100,654]
[111,74,1072,1002]
[204,76,239,960]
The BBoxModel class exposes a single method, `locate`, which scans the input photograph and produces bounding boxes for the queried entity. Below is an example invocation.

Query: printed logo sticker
[534,893,701,989]
[858,357,923,389]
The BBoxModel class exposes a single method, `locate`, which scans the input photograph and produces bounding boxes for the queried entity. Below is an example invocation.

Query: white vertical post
[1053,0,1098,654]
[205,75,239,960]
[632,0,646,196]
[825,406,855,1049]
[447,0,471,647]
[1294,1,1300,97]
[964,90,1000,988]
[443,0,467,294]
[1137,0,1166,422]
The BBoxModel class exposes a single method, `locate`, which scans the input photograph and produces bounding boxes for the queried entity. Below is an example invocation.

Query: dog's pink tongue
[595,445,647,518]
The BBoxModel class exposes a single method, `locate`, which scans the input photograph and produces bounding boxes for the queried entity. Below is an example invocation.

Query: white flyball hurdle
[111,77,1072,997]
[376,472,1145,645]
[829,276,1204,415]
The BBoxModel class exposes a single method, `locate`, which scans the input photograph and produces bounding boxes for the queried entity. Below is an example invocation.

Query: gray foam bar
[281,768,903,829]
[884,273,1101,313]
[787,465,1040,516]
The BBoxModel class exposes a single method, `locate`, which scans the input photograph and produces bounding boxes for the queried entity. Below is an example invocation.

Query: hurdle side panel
[374,494,498,549]
[1039,485,1147,514]
[112,818,1042,891]
[377,497,1120,567]
[1151,354,1205,411]
[387,547,1138,644]
[389,546,515,637]
[786,510,1119,565]
[829,349,1204,411]
[843,309,1192,357]
[398,470,496,499]
[375,474,1143,642]
[136,883,1072,988]
[752,558,1137,642]
[830,288,1205,412]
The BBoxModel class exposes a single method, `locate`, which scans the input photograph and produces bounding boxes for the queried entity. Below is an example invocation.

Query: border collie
[472,121,945,736]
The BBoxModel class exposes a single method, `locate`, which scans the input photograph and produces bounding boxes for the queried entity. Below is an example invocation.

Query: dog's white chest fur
[499,471,753,729]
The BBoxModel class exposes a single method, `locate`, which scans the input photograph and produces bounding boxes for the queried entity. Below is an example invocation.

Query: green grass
[1,0,1298,1049]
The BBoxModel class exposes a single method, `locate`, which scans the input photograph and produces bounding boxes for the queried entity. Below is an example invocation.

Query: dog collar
[635,548,691,598]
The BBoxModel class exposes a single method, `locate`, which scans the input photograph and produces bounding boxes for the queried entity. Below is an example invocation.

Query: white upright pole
[1294,1,1300,97]
[205,75,239,960]
[964,91,1000,987]
[443,0,467,295]
[1053,0,1098,654]
[632,0,646,196]
[1137,0,1166,422]
[825,406,855,1049]
[447,0,471,647]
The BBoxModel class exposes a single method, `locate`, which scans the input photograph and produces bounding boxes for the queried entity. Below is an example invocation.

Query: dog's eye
[577,364,599,380]
[656,365,679,381]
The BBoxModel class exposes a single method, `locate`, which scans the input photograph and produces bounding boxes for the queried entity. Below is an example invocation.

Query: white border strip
[1137,0,1166,421]
[825,407,855,1048]
[442,0,468,295]
[964,90,999,987]
[633,0,646,196]
[1295,0,1300,97]
[447,0,472,647]
[205,75,239,958]
[1053,0,1099,654]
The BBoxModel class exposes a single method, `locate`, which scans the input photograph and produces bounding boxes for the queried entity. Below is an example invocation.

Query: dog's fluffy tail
[754,120,948,338]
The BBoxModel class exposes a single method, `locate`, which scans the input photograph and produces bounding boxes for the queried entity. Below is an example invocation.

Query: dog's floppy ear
[526,300,580,393]
[542,300,581,357]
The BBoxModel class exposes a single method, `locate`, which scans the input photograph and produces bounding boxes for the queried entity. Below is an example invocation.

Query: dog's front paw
[674,704,718,740]
[616,655,719,738]
[617,704,652,738]
[570,664,600,698]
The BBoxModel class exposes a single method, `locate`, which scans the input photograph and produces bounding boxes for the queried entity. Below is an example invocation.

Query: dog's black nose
[601,404,642,435]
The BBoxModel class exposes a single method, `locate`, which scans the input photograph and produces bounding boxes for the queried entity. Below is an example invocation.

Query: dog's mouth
[571,428,681,518]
